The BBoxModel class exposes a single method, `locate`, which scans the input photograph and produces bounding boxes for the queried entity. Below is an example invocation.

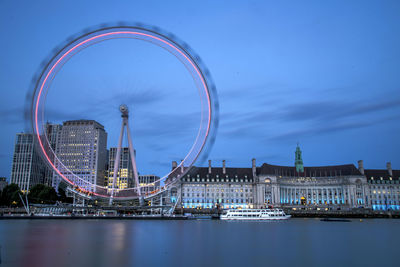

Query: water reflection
[0,219,399,267]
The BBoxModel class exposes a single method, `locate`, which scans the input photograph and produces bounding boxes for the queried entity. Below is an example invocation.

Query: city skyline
[1,0,400,180]
[1,3,400,267]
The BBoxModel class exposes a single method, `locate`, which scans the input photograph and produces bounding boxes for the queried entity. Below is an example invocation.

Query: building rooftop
[258,163,363,177]
[168,160,399,181]
[185,166,254,179]
[167,161,254,183]
[63,120,105,129]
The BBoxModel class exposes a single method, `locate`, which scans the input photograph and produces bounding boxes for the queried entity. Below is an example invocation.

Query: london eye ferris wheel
[27,23,219,201]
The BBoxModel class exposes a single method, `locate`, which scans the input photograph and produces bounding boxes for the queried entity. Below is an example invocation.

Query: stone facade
[363,162,400,211]
[167,147,399,211]
[167,160,255,209]
[255,162,368,209]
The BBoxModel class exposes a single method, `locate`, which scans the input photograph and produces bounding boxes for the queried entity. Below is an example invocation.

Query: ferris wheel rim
[29,23,219,200]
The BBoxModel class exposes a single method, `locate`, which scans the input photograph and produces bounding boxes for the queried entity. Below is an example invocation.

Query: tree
[28,184,58,204]
[57,186,73,203]
[0,183,22,206]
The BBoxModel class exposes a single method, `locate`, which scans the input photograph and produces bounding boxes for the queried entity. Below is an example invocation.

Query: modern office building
[107,147,160,194]
[10,133,47,192]
[107,147,133,190]
[44,123,62,187]
[53,120,107,193]
[139,175,160,195]
[168,145,399,210]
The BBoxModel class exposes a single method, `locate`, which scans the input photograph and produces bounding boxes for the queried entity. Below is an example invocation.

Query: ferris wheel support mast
[109,104,142,206]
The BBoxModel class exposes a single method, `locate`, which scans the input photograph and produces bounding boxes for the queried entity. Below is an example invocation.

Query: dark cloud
[217,95,400,142]
[268,121,369,142]
[279,98,400,123]
[132,111,200,139]
[219,82,296,101]
[267,114,400,142]
[99,89,167,107]
[42,88,170,124]
[44,108,85,122]
[219,125,257,139]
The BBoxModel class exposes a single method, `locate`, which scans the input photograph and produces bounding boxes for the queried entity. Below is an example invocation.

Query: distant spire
[295,143,304,173]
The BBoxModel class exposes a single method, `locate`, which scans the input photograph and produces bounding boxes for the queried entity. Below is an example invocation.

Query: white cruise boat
[220,208,291,220]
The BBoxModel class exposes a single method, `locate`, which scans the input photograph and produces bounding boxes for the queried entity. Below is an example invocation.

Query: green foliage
[28,184,58,204]
[57,186,73,203]
[0,183,22,206]
[1,183,74,206]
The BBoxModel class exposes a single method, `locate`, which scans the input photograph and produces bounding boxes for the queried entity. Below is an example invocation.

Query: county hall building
[167,145,400,211]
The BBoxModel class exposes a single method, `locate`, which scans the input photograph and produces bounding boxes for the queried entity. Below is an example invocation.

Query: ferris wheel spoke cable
[27,23,219,200]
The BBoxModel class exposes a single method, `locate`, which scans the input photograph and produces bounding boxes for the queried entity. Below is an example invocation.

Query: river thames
[0,218,399,267]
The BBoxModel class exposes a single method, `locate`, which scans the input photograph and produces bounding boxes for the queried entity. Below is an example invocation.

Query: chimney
[252,158,256,175]
[180,160,184,173]
[358,160,364,175]
[387,162,393,176]
[222,160,226,174]
[208,160,212,174]
[172,161,177,169]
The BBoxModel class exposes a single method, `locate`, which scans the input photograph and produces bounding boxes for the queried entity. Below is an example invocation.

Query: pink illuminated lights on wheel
[32,26,216,199]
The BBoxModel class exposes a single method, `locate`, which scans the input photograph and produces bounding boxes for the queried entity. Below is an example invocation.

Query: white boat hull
[220,215,291,220]
[220,208,291,221]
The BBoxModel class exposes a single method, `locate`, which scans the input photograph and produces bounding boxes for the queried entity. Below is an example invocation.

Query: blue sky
[0,0,399,180]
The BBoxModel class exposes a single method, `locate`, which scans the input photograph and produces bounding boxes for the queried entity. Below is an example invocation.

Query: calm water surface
[0,218,399,267]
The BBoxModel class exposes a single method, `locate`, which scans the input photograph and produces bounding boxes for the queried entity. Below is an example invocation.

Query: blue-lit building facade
[170,160,254,209]
[168,146,399,211]
[364,162,400,211]
[256,161,369,209]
